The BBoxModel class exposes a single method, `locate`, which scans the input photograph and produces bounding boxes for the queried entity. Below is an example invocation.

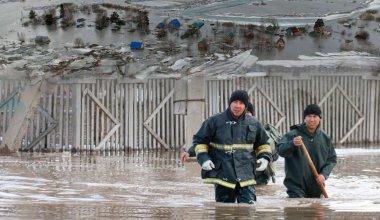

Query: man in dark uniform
[181,102,256,163]
[192,90,272,204]
[181,101,279,186]
[277,104,337,198]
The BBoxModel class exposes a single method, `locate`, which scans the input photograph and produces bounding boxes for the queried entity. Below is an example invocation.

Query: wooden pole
[300,141,329,198]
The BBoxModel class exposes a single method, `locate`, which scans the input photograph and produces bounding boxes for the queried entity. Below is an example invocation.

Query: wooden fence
[204,73,380,145]
[0,77,186,152]
[0,72,379,152]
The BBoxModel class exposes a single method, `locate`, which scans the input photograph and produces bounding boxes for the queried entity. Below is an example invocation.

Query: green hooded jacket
[277,123,337,197]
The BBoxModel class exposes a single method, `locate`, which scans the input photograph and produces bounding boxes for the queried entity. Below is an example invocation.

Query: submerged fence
[0,72,380,152]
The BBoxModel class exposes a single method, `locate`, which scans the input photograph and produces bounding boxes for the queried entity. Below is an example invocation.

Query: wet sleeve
[277,131,298,158]
[254,122,272,162]
[320,140,337,180]
[186,145,196,157]
[193,118,213,166]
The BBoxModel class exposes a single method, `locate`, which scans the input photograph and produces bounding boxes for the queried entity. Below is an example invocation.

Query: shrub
[355,30,369,40]
[29,10,37,20]
[360,12,375,21]
[110,11,120,23]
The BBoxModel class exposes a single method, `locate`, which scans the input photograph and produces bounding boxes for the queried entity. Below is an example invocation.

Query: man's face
[230,100,246,118]
[304,114,320,132]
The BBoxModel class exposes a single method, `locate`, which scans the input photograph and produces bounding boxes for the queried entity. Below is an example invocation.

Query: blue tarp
[168,18,180,30]
[130,41,143,49]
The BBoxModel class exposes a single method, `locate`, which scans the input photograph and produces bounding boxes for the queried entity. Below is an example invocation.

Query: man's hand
[293,135,303,147]
[256,158,269,171]
[316,174,325,186]
[180,151,190,163]
[201,160,215,170]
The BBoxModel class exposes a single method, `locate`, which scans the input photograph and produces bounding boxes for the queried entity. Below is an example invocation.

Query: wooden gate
[72,78,186,151]
[204,74,380,145]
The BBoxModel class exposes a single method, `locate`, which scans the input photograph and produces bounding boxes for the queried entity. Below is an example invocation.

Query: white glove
[201,160,215,170]
[256,158,269,171]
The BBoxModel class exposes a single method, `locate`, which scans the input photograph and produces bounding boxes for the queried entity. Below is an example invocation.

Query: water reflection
[283,203,326,220]
[0,149,380,219]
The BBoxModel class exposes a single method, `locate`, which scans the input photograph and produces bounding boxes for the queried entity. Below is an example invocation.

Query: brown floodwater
[0,147,380,219]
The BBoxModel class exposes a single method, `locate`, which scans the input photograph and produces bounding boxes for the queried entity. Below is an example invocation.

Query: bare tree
[95,10,109,30]
[74,38,85,48]
[61,7,74,28]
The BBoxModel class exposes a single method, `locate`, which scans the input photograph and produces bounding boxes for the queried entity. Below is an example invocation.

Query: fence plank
[65,85,70,150]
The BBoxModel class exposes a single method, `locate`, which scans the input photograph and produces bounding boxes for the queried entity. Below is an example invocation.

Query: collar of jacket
[226,107,246,121]
[299,122,321,138]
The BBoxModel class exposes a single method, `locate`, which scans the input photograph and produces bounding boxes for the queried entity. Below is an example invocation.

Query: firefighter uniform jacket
[277,123,337,197]
[194,107,272,189]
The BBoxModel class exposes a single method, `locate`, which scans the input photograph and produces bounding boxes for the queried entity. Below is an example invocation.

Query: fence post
[184,75,205,150]
[72,84,82,151]
[368,79,376,143]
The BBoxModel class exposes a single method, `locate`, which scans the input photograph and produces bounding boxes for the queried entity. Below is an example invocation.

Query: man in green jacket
[277,104,337,198]
[192,90,272,204]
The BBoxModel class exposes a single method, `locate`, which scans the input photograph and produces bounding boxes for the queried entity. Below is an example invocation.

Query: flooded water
[1,147,380,219]
[1,0,380,60]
